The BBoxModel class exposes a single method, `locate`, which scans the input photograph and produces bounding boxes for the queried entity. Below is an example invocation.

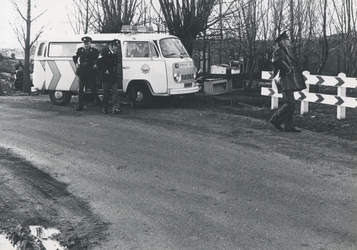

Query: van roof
[38,33,177,43]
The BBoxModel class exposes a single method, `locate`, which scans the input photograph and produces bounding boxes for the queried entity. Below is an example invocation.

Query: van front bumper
[169,86,200,95]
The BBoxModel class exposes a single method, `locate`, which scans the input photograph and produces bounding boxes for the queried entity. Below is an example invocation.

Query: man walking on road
[269,31,306,132]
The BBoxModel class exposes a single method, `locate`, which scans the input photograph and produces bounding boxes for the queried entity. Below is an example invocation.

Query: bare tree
[97,0,140,33]
[331,0,357,76]
[157,0,221,56]
[69,0,141,34]
[9,0,45,94]
[237,0,259,78]
[317,0,329,74]
[227,0,271,88]
[192,0,237,72]
[68,0,97,34]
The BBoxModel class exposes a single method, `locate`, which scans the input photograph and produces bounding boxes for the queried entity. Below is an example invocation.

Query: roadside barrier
[261,71,357,120]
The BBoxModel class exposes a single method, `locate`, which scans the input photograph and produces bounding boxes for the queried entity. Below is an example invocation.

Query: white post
[337,72,346,120]
[271,77,279,109]
[300,71,310,115]
[227,79,233,92]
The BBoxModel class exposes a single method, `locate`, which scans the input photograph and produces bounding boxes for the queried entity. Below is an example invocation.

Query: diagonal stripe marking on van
[41,80,46,90]
[40,61,45,71]
[39,61,46,90]
[47,61,61,90]
[69,61,79,91]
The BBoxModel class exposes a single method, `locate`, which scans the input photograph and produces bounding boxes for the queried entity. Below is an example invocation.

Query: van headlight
[174,72,182,82]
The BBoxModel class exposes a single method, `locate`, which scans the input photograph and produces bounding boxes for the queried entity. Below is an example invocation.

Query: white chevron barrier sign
[261,71,357,119]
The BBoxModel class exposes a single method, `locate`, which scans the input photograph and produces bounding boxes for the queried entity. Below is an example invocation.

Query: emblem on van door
[141,64,150,74]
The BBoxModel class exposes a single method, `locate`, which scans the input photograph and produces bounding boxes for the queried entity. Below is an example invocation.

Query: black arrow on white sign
[335,96,344,106]
[316,94,324,103]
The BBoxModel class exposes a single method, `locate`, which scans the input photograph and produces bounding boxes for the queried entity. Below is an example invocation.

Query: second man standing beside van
[97,39,122,114]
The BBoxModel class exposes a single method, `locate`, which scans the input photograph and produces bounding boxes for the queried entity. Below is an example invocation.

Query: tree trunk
[317,0,329,75]
[23,0,31,95]
[289,0,296,56]
[158,0,217,57]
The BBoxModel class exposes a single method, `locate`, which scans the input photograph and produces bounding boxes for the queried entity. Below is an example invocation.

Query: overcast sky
[0,0,76,49]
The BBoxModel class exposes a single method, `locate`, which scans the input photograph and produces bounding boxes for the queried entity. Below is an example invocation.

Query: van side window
[37,43,46,57]
[48,42,80,57]
[125,41,149,57]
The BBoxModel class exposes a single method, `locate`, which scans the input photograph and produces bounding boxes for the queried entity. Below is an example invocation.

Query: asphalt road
[0,95,357,250]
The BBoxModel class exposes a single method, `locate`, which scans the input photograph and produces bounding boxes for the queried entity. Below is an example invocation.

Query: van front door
[116,41,124,91]
[122,41,166,94]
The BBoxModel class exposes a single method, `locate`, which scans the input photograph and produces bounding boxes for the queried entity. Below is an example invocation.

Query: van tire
[49,90,72,106]
[131,84,151,108]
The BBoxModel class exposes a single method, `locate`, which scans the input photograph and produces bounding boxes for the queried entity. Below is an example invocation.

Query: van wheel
[49,90,72,106]
[131,85,151,108]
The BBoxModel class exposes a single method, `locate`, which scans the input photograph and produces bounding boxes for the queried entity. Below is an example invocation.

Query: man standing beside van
[72,36,102,111]
[97,39,122,114]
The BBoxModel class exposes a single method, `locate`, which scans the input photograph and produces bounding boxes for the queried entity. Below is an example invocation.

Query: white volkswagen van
[33,27,199,106]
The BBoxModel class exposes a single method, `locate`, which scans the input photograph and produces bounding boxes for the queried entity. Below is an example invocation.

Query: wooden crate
[203,78,228,95]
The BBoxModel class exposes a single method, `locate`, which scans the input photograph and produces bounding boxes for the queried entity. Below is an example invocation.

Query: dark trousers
[78,76,102,109]
[270,90,296,130]
[102,81,120,111]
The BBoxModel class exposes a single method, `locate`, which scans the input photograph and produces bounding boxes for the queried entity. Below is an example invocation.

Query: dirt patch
[0,147,108,250]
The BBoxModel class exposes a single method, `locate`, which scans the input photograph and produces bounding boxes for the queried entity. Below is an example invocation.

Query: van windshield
[159,38,189,58]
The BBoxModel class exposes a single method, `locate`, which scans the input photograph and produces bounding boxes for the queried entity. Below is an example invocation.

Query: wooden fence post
[271,76,279,109]
[300,71,310,115]
[337,72,347,120]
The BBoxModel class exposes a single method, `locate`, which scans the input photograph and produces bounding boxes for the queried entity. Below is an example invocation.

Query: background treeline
[69,0,356,78]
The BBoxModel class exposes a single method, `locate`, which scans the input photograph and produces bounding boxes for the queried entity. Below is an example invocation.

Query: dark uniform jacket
[96,47,118,83]
[272,44,306,92]
[72,47,99,78]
